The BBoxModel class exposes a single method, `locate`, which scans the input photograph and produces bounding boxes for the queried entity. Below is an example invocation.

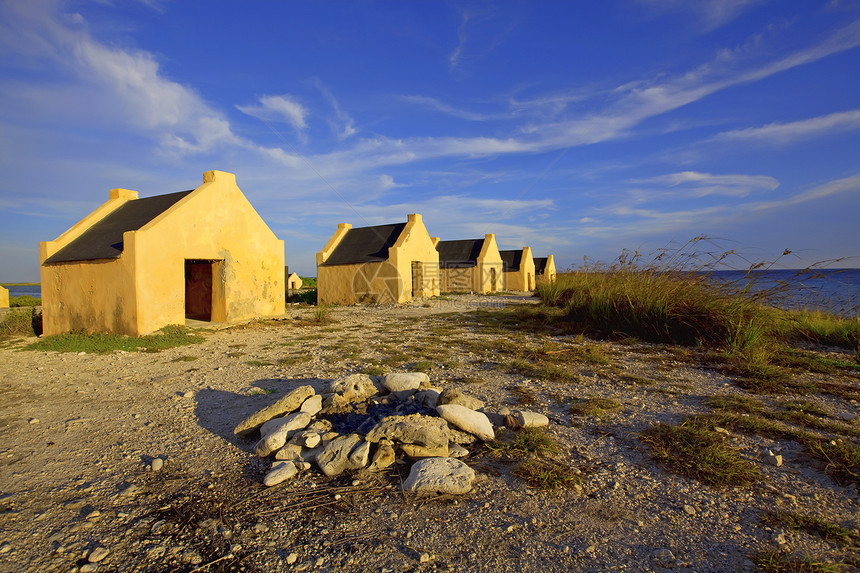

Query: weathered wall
[388,214,440,302]
[317,213,439,305]
[287,273,302,290]
[536,254,557,284]
[40,189,140,335]
[40,171,285,336]
[0,285,10,309]
[132,170,284,334]
[503,246,536,292]
[476,234,503,294]
[440,267,473,293]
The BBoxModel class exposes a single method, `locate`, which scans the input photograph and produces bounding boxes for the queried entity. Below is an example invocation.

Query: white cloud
[713,109,860,143]
[311,78,356,140]
[236,94,309,132]
[630,171,780,197]
[636,0,768,30]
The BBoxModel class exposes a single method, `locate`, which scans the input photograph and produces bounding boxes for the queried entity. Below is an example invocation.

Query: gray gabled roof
[43,190,193,264]
[436,239,485,268]
[321,222,407,266]
[499,249,523,272]
[534,257,548,274]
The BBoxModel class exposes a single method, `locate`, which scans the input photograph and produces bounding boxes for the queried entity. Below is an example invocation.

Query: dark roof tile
[44,190,193,264]
[321,222,407,266]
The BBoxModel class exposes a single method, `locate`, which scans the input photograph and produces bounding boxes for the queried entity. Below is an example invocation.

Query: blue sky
[1,0,859,281]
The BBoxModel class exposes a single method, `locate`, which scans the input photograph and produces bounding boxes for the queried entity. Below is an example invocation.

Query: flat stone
[263,461,298,486]
[327,373,379,403]
[87,546,110,563]
[234,385,315,436]
[438,389,484,410]
[403,457,476,495]
[299,394,323,416]
[515,410,549,428]
[381,372,428,400]
[365,414,451,448]
[436,404,494,442]
[254,412,312,457]
[368,442,396,471]
[401,443,449,459]
[316,434,368,477]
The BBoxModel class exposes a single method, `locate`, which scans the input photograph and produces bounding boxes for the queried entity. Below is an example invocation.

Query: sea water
[704,268,860,318]
[4,284,41,298]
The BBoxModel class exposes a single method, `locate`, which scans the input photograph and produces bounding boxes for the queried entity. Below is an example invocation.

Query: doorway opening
[185,259,222,321]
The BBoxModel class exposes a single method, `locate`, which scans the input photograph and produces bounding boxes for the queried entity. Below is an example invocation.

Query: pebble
[88,546,110,563]
[28,418,39,424]
[150,458,163,472]
[683,504,696,515]
[0,542,10,554]
[286,552,298,564]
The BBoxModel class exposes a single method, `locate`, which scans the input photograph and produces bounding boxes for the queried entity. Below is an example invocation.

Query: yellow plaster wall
[503,246,536,291]
[132,171,284,334]
[537,254,557,284]
[0,285,9,309]
[317,213,439,305]
[40,171,285,336]
[388,214,440,301]
[476,234,503,294]
[287,273,302,290]
[39,249,138,335]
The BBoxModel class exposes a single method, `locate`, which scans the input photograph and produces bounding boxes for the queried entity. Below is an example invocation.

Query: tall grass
[536,239,858,367]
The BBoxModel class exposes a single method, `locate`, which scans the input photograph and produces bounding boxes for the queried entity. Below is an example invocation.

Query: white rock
[515,410,549,428]
[403,457,476,495]
[150,458,163,472]
[260,412,312,439]
[299,394,323,416]
[382,372,428,400]
[263,461,297,486]
[436,404,494,441]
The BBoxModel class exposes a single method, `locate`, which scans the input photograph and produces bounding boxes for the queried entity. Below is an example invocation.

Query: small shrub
[287,288,317,305]
[0,308,37,337]
[514,458,583,490]
[412,360,434,372]
[760,510,856,546]
[9,295,41,307]
[313,305,334,324]
[361,365,386,376]
[640,418,762,488]
[245,360,273,367]
[569,396,622,418]
[488,427,560,458]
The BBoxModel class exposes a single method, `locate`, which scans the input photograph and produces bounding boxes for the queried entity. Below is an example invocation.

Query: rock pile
[233,372,549,495]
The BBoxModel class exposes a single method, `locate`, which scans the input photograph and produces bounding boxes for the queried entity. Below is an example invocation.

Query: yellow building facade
[433,234,503,294]
[317,214,440,305]
[287,272,302,290]
[40,170,285,336]
[500,247,536,291]
[534,254,557,284]
[0,285,9,309]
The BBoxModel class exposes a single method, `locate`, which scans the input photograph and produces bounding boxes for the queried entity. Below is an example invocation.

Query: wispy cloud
[713,109,860,143]
[236,95,309,133]
[311,78,356,140]
[629,171,780,198]
[636,0,768,30]
[400,95,497,121]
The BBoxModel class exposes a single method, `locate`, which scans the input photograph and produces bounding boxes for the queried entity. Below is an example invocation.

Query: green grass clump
[569,396,622,418]
[0,308,39,337]
[9,295,41,307]
[26,324,204,353]
[412,360,434,372]
[760,510,857,547]
[245,360,273,367]
[487,428,582,490]
[640,417,762,488]
[787,310,860,350]
[361,365,386,376]
[751,550,847,573]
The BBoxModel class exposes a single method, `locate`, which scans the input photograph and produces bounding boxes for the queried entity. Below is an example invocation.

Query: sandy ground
[0,294,858,572]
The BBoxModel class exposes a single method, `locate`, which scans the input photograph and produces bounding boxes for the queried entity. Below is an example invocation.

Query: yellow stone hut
[287,272,302,291]
[534,254,557,284]
[0,285,9,309]
[316,214,440,305]
[39,170,285,336]
[500,247,536,292]
[433,234,503,294]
